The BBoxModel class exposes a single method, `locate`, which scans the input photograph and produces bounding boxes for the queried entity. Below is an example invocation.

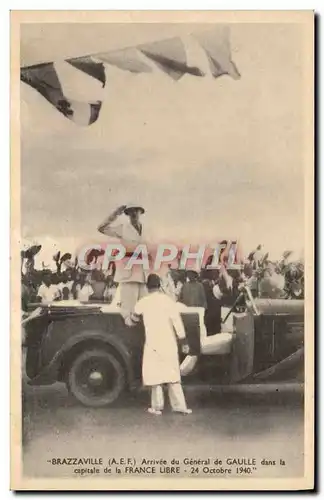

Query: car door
[180,311,201,355]
[229,311,255,383]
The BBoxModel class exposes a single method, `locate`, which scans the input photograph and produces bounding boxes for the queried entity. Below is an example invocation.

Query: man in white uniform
[98,203,148,320]
[36,273,61,303]
[75,272,94,301]
[134,274,192,416]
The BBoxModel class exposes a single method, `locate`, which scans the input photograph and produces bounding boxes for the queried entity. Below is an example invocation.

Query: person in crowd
[284,262,304,299]
[97,203,148,320]
[21,275,32,312]
[200,254,219,283]
[21,271,38,306]
[160,265,177,300]
[74,272,94,302]
[202,278,222,336]
[259,262,285,299]
[104,278,118,304]
[277,250,294,274]
[174,280,183,301]
[179,270,207,309]
[242,260,253,279]
[58,271,74,300]
[173,270,186,301]
[248,244,264,270]
[245,269,259,298]
[133,273,192,416]
[208,265,242,332]
[90,269,107,302]
[36,271,61,303]
[199,257,221,333]
[107,261,116,280]
[51,272,61,286]
[212,265,236,308]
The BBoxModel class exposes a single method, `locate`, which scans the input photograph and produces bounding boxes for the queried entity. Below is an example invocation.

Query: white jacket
[99,217,149,283]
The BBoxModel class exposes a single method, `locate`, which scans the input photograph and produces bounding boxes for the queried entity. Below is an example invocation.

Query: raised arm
[97,205,127,237]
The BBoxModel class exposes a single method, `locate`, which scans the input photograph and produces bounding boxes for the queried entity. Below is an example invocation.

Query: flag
[96,47,152,74]
[194,26,241,80]
[21,26,240,126]
[21,62,102,126]
[66,55,106,86]
[140,37,204,80]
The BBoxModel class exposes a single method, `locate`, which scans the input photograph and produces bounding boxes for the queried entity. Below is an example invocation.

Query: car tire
[67,348,126,407]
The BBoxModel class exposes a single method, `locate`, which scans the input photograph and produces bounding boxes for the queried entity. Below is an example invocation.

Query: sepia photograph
[11,10,314,490]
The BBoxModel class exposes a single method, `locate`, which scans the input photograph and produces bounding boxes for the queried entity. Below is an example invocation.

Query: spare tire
[67,348,126,407]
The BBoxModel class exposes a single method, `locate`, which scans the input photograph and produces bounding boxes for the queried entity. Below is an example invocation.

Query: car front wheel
[67,348,126,407]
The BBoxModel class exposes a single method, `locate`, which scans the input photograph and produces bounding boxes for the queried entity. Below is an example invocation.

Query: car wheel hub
[88,370,104,386]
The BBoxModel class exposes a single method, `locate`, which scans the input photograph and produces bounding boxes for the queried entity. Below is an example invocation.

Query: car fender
[29,329,135,387]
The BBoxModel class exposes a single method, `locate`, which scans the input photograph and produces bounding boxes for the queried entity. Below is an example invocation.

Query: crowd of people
[21,242,304,314]
[21,266,119,310]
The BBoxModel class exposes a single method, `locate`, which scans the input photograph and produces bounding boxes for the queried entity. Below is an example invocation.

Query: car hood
[252,298,304,315]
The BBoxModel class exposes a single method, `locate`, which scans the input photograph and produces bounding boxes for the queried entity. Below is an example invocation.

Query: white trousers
[151,383,188,411]
[119,282,147,318]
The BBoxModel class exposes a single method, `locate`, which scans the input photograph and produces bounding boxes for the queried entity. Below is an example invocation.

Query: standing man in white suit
[134,273,192,416]
[98,203,148,320]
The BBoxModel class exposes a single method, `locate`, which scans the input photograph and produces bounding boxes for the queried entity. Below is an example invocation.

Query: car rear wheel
[67,349,126,407]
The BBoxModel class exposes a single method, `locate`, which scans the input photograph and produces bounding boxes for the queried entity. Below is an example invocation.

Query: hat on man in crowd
[21,239,42,259]
[124,203,145,215]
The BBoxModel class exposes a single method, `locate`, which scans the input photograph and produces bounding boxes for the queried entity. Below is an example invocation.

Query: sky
[20,22,305,262]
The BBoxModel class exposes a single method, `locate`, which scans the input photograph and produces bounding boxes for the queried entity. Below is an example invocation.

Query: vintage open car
[23,285,304,407]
